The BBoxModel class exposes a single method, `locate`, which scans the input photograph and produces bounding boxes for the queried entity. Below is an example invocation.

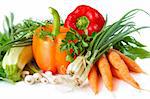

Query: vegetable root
[108,50,140,89]
[111,67,140,89]
[113,49,143,73]
[88,65,99,94]
[97,54,113,91]
[66,48,145,93]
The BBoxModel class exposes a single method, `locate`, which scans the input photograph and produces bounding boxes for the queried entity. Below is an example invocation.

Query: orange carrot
[108,50,140,89]
[111,67,122,79]
[97,54,113,91]
[113,49,143,73]
[111,66,140,89]
[88,65,99,94]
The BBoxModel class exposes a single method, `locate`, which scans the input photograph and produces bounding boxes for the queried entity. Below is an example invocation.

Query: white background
[0,0,150,99]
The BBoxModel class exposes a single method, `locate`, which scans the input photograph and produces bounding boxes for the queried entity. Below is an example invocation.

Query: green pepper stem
[48,7,60,36]
[76,16,89,30]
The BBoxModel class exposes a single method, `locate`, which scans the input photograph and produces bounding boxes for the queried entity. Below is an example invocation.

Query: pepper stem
[76,16,89,30]
[48,7,60,36]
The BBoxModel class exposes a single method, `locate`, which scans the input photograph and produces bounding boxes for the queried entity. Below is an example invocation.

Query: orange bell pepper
[55,32,70,74]
[32,7,70,74]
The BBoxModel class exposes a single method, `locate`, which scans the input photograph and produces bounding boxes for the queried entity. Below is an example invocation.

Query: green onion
[67,9,150,86]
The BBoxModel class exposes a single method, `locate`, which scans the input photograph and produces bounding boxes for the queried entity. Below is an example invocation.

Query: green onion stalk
[66,9,150,86]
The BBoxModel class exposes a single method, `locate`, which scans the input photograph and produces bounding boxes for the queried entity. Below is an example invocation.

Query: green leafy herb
[0,13,46,53]
[113,36,150,60]
[0,63,6,78]
[60,28,92,62]
[39,30,54,40]
[0,32,11,61]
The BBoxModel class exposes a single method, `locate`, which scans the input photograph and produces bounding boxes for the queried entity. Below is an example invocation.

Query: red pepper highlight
[64,5,105,36]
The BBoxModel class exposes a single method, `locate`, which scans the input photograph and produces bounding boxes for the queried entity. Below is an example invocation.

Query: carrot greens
[67,9,150,86]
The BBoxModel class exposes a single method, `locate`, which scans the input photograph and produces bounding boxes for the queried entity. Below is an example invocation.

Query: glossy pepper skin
[64,5,105,36]
[32,7,69,74]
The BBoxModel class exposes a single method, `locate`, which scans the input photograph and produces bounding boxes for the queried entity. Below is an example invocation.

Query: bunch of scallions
[66,9,150,86]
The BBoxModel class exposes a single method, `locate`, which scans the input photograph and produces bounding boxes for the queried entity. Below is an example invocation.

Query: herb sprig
[60,29,93,62]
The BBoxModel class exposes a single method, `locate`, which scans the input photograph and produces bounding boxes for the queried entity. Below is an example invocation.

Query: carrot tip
[139,88,150,92]
[143,72,150,76]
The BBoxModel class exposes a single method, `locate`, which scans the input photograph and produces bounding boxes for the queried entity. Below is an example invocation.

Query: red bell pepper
[64,5,105,36]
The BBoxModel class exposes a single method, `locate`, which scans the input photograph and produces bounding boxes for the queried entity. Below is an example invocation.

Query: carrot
[111,66,122,79]
[111,66,140,89]
[88,65,99,94]
[113,49,143,73]
[108,50,140,89]
[97,54,113,91]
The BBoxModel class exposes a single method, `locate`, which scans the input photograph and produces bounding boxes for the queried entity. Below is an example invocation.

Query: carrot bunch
[88,49,143,94]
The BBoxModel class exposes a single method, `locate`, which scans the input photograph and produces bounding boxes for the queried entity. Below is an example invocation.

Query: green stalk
[94,26,149,63]
[48,7,60,36]
[68,9,150,86]
[88,16,108,52]
[77,9,150,85]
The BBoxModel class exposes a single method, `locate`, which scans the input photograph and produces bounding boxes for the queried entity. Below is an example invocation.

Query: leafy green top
[113,36,150,60]
[60,29,95,62]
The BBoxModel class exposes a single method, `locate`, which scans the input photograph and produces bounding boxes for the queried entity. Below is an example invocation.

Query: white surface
[0,0,150,99]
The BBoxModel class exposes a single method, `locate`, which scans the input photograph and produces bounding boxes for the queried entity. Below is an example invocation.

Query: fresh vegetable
[32,7,70,74]
[108,50,140,89]
[88,65,99,94]
[2,45,33,81]
[113,36,150,60]
[23,60,40,75]
[33,73,42,83]
[97,54,113,91]
[0,5,149,95]
[0,13,41,82]
[64,5,105,36]
[40,77,49,84]
[67,9,149,86]
[111,66,123,79]
[60,29,91,62]
[32,27,56,73]
[0,13,41,63]
[0,32,11,61]
[66,56,86,77]
[0,13,41,52]
[0,63,6,78]
[110,66,140,89]
[21,71,30,78]
[24,75,35,85]
[32,7,60,74]
[113,49,143,73]
[55,32,70,74]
